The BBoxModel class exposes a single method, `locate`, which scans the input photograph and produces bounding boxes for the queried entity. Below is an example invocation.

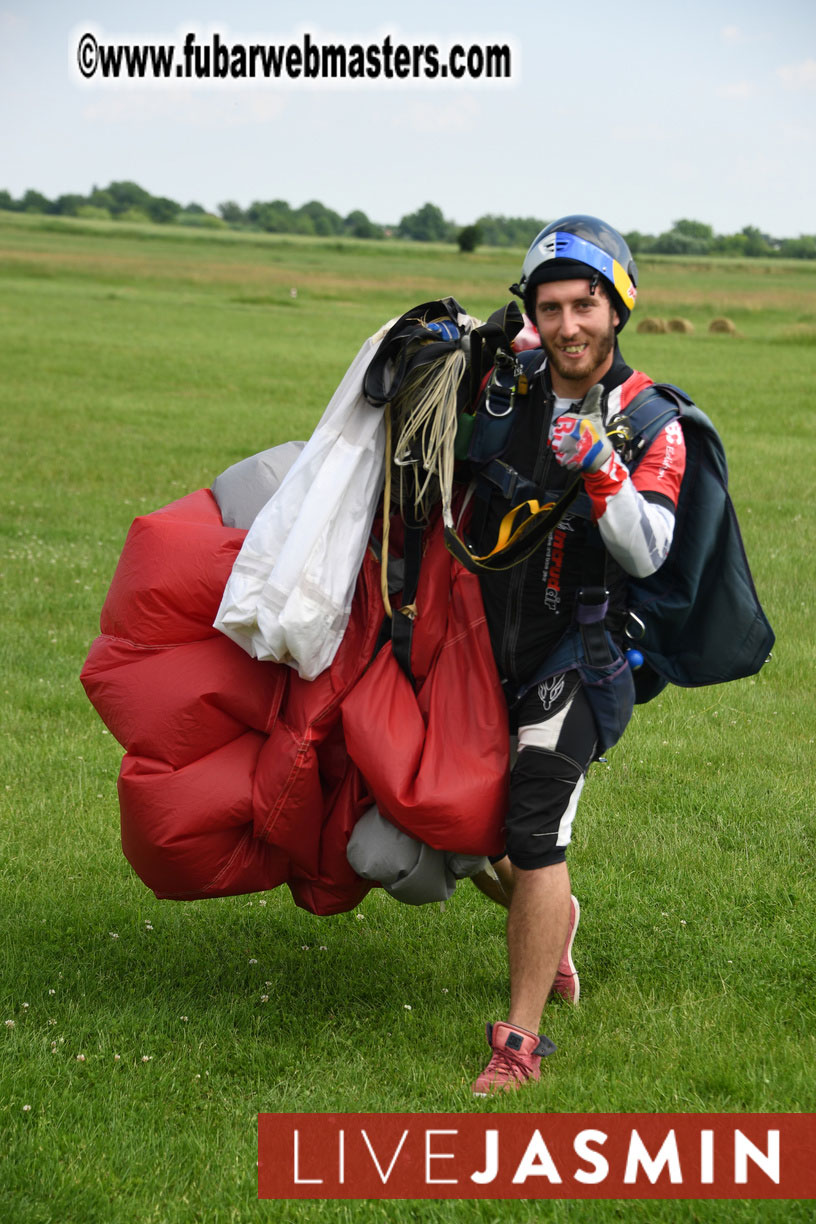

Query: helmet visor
[523,231,637,312]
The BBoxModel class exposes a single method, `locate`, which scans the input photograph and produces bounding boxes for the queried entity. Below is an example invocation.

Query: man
[470,215,686,1095]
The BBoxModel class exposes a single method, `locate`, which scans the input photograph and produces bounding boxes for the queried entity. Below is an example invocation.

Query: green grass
[1,212,814,1223]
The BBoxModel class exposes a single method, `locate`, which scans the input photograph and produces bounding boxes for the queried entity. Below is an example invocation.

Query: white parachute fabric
[213,334,386,680]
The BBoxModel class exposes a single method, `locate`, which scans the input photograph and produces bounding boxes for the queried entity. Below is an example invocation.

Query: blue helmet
[515,215,638,332]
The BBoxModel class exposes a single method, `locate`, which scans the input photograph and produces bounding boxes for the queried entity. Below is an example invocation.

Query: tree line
[1,182,814,258]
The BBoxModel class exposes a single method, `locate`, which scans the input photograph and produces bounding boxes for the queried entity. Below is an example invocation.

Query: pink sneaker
[552,894,581,1004]
[471,1022,556,1096]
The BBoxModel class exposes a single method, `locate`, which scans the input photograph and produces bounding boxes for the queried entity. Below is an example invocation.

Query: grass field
[1,211,814,1223]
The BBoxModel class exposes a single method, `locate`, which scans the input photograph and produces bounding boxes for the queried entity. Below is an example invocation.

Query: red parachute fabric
[341,522,508,855]
[81,490,508,914]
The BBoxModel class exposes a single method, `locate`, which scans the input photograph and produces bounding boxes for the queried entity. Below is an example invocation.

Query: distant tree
[672,219,714,243]
[297,199,344,236]
[475,214,548,247]
[293,213,316,236]
[218,200,246,224]
[397,202,453,242]
[652,229,710,256]
[89,186,116,214]
[344,208,383,239]
[104,180,153,217]
[711,232,749,256]
[779,235,816,259]
[248,199,294,232]
[146,195,181,224]
[0,189,19,211]
[457,224,482,253]
[246,199,270,226]
[21,189,52,213]
[52,193,87,216]
[739,225,773,257]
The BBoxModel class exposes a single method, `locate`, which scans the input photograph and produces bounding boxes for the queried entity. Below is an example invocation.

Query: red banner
[258,1113,816,1200]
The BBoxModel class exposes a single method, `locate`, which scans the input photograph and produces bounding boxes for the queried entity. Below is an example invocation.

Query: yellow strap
[469,498,556,564]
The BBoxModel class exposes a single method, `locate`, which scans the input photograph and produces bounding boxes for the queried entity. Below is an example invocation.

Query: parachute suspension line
[392,348,466,529]
[380,403,394,618]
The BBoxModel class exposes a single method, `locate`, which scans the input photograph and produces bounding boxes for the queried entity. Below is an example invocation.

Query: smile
[561,344,588,355]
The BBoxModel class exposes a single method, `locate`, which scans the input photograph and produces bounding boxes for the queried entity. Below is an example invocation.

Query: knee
[505,748,584,871]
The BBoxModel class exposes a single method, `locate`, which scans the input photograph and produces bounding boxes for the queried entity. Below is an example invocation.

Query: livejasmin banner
[258,1113,816,1200]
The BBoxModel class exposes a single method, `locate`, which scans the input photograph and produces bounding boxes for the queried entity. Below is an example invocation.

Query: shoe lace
[484,1045,529,1084]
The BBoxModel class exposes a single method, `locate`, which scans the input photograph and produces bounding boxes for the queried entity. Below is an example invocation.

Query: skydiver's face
[534,279,619,398]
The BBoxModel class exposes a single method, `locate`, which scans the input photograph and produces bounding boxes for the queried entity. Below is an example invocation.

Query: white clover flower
[248,958,258,964]
[180,1016,188,1022]
[403,1004,412,1011]
[258,900,267,907]
[23,1104,31,1112]
[48,989,56,996]
[114,1054,121,1060]
[260,995,269,1003]
[76,1054,85,1061]
[5,1019,15,1028]
[109,932,119,939]
[141,1055,152,1062]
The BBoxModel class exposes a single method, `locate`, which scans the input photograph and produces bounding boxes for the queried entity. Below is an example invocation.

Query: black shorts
[501,670,598,870]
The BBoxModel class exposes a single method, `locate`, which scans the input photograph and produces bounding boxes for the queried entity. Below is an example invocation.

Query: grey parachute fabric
[212,441,306,530]
[346,807,489,906]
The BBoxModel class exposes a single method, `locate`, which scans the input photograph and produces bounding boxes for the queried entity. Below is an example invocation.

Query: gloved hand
[550,384,613,474]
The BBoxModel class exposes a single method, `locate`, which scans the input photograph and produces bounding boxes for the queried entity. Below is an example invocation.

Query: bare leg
[506,860,571,1034]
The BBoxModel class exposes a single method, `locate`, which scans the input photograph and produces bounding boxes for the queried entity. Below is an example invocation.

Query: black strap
[465,302,525,406]
[391,481,425,683]
[363,298,466,407]
[615,384,688,472]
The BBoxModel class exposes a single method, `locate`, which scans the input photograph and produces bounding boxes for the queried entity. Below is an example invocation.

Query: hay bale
[709,316,738,335]
[636,316,668,334]
[667,317,694,334]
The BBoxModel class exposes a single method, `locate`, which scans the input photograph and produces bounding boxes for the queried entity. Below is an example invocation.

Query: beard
[541,319,617,388]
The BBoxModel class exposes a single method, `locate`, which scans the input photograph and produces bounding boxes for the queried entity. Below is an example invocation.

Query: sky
[0,0,814,238]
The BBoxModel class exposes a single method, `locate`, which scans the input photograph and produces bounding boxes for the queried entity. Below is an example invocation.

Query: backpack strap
[609,382,689,471]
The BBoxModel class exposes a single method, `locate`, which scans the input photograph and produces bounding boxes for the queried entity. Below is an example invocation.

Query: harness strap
[610,383,685,471]
[479,459,540,504]
[444,477,582,574]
